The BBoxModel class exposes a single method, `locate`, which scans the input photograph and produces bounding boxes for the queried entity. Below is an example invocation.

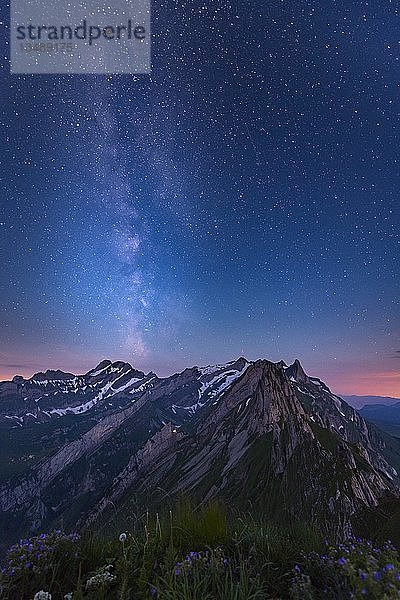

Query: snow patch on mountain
[198,362,250,400]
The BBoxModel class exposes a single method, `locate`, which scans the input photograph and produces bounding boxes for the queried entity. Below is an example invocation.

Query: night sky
[0,1,399,396]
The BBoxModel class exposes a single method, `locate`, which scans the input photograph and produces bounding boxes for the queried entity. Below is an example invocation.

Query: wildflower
[373,571,381,581]
[294,564,301,573]
[85,568,116,591]
[150,586,157,597]
[175,568,181,576]
[337,557,347,566]
[385,563,394,571]
[33,592,52,600]
[119,533,127,543]
[359,571,367,581]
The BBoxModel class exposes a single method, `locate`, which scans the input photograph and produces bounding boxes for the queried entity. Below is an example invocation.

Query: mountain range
[1,357,400,550]
[343,395,400,410]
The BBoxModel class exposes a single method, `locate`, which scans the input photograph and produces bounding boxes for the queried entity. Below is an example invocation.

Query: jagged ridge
[0,356,399,546]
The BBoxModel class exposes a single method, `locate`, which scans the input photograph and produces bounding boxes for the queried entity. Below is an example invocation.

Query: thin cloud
[0,363,32,370]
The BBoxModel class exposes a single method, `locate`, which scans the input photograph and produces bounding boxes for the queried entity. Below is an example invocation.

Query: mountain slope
[286,360,400,480]
[0,358,250,547]
[0,360,152,425]
[0,361,157,481]
[88,360,400,540]
[1,357,399,546]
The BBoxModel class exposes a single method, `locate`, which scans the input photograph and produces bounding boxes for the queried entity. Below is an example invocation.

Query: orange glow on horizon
[328,371,400,398]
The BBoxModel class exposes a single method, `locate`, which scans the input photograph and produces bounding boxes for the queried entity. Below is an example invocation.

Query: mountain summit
[285,358,309,383]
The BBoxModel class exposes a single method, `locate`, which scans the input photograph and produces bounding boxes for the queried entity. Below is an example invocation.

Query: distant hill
[343,395,400,410]
[357,403,400,439]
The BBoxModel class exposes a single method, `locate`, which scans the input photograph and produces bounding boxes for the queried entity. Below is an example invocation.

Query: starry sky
[0,0,399,396]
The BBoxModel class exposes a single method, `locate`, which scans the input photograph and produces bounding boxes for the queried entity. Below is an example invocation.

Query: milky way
[0,1,399,395]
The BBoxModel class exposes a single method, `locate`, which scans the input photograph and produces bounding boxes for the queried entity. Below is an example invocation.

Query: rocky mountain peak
[88,359,112,374]
[197,359,304,435]
[30,369,75,381]
[285,358,308,383]
[275,360,288,370]
[1,355,400,546]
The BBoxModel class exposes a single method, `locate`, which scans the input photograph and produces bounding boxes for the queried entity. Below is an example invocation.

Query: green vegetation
[0,416,96,482]
[1,500,400,599]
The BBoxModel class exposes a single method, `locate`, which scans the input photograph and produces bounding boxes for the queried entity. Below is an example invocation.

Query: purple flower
[359,572,367,581]
[361,589,368,596]
[373,571,381,581]
[175,568,181,576]
[150,586,157,597]
[294,564,301,573]
[337,557,347,566]
[385,563,394,571]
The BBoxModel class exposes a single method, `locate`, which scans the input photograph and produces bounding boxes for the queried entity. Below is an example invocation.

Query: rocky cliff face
[286,360,400,481]
[1,356,399,545]
[88,360,400,540]
[0,358,251,547]
[0,360,153,425]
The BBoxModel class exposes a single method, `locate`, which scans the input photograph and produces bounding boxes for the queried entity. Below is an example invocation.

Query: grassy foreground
[1,501,400,599]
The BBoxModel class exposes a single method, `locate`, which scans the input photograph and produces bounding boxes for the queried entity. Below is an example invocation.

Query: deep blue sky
[0,0,399,395]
